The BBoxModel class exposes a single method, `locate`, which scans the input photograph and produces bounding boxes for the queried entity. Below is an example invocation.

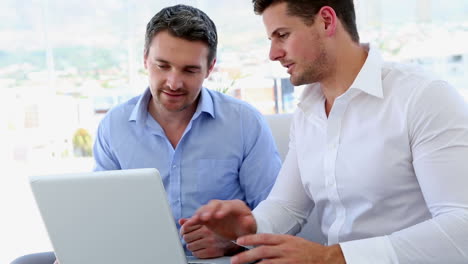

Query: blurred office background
[0,0,467,262]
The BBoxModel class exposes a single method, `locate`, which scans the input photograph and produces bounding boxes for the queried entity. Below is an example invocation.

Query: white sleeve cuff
[252,209,274,234]
[339,236,399,264]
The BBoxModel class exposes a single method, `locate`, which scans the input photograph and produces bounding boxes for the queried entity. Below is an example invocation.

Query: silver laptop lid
[30,168,188,264]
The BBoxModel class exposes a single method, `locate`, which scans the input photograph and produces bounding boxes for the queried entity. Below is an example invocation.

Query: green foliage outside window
[72,128,93,157]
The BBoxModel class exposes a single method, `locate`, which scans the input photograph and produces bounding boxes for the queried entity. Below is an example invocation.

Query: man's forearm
[325,244,346,264]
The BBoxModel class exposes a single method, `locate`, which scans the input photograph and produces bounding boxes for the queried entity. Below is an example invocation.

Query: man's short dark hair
[252,0,359,43]
[144,4,218,65]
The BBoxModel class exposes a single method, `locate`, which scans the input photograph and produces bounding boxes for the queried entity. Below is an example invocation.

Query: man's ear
[143,53,148,70]
[317,6,338,37]
[206,58,217,78]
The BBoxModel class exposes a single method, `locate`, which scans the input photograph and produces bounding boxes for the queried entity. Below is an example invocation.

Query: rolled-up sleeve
[93,117,121,171]
[238,108,282,209]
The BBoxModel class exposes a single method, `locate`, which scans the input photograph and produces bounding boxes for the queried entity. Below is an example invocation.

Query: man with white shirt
[184,0,468,263]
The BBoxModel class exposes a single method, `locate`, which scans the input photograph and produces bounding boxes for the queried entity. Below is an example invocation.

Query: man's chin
[162,104,190,113]
[289,76,303,86]
[289,73,315,86]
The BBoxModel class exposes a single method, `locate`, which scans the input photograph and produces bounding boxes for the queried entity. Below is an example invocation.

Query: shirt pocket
[197,159,239,205]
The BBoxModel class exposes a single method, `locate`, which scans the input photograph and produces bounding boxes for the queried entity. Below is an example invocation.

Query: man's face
[262,2,331,86]
[144,30,214,113]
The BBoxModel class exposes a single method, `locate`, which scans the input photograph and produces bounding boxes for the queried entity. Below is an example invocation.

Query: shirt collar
[298,43,384,114]
[129,87,151,125]
[193,87,215,120]
[348,43,384,99]
[128,87,215,125]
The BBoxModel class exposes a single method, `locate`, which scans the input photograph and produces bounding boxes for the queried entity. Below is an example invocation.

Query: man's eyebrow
[153,57,201,69]
[154,58,169,64]
[185,65,202,70]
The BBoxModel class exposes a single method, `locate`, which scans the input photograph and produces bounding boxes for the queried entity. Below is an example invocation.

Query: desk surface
[188,256,231,264]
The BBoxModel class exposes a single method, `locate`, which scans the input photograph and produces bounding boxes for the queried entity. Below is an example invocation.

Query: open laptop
[29,168,230,264]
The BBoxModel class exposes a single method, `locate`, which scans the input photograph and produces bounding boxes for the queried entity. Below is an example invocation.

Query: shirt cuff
[252,210,273,234]
[339,236,399,264]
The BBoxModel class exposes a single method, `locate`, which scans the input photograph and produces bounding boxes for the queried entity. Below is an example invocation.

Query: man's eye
[279,32,289,39]
[157,65,169,69]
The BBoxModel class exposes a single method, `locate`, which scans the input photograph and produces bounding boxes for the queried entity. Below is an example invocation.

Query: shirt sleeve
[92,117,121,171]
[253,115,315,235]
[340,80,468,263]
[238,108,282,209]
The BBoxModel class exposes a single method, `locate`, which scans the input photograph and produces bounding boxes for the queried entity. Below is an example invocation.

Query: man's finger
[180,222,202,235]
[183,228,206,243]
[194,200,223,221]
[178,218,189,226]
[231,245,279,264]
[192,247,224,259]
[237,233,284,246]
[186,237,206,252]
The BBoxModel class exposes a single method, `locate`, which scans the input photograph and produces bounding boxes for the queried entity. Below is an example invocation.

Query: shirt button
[172,165,177,169]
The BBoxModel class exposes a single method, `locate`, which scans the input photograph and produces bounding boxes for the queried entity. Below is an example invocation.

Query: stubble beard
[156,87,202,114]
[290,43,330,86]
[152,89,189,113]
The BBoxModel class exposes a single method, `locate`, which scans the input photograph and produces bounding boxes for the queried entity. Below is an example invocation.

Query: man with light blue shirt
[92,4,280,259]
[10,4,280,264]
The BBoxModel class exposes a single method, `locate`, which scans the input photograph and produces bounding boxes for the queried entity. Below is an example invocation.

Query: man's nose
[166,72,183,90]
[269,43,285,61]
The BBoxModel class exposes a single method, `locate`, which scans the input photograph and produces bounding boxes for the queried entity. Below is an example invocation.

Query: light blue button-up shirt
[93,87,281,228]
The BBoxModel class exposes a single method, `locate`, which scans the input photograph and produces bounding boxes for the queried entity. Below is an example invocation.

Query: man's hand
[53,259,59,264]
[231,233,346,264]
[186,199,257,240]
[179,218,240,258]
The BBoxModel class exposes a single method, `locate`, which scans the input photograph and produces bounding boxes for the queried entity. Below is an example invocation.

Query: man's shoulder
[383,61,442,86]
[381,61,452,97]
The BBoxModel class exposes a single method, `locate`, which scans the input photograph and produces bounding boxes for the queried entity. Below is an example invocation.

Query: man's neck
[322,42,368,115]
[150,102,196,126]
[148,98,198,148]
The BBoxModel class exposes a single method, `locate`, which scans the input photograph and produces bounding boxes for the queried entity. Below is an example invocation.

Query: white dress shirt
[253,44,468,263]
